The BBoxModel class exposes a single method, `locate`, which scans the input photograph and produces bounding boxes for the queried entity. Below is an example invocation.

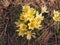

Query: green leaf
[0,40,3,45]
[32,35,36,38]
[56,30,60,35]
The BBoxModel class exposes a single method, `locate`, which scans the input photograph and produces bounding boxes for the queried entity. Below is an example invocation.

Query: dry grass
[0,0,60,45]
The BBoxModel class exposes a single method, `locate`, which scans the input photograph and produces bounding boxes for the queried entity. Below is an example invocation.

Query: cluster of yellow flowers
[15,5,48,40]
[53,10,60,22]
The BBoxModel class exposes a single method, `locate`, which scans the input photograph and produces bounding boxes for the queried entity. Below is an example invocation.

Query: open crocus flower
[28,8,36,15]
[53,10,60,22]
[41,5,47,13]
[35,22,42,29]
[29,18,36,23]
[53,10,60,17]
[20,23,27,30]
[16,23,27,37]
[28,22,35,30]
[20,14,26,21]
[23,5,30,13]
[16,28,26,37]
[53,16,60,22]
[36,11,44,23]
[18,30,26,37]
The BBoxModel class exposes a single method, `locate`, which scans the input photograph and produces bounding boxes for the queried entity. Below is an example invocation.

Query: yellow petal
[28,22,35,30]
[20,23,27,30]
[23,5,30,13]
[53,10,60,17]
[41,5,47,13]
[53,16,60,22]
[26,31,32,40]
[18,31,25,37]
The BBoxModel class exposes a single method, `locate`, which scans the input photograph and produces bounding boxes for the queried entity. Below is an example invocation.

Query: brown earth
[0,0,60,45]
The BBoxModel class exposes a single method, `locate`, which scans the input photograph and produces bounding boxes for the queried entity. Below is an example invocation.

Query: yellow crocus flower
[26,31,35,40]
[20,23,27,30]
[41,5,47,13]
[24,8,35,21]
[28,22,35,30]
[29,17,36,23]
[16,28,26,37]
[53,10,60,17]
[23,5,30,13]
[53,16,60,22]
[20,13,29,23]
[35,23,42,29]
[35,16,44,23]
[24,13,34,21]
[36,12,44,23]
[20,15,26,20]
[20,13,27,20]
[18,30,25,37]
[28,8,36,16]
[26,31,32,40]
[53,10,60,22]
